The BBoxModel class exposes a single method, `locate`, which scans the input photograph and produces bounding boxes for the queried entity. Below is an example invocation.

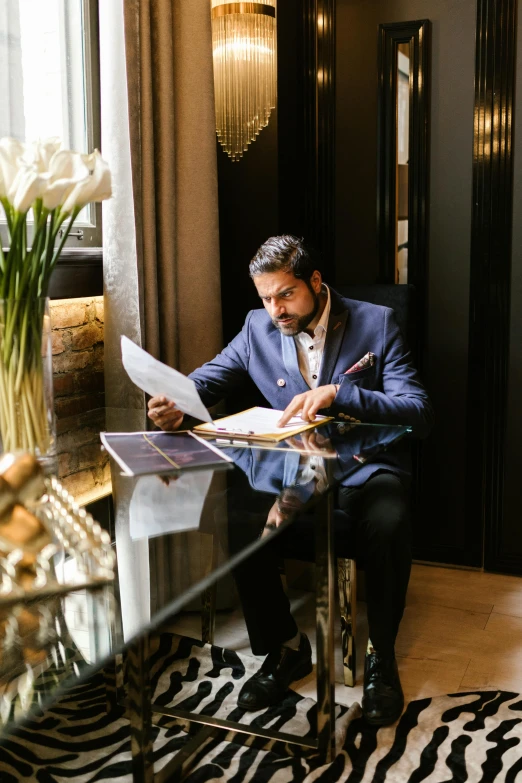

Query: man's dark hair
[249,235,322,282]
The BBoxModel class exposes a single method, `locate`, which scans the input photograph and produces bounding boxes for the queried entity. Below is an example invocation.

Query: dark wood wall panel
[49,249,103,299]
[491,0,522,574]
[219,0,337,349]
[336,0,476,565]
[466,0,518,572]
[335,3,379,285]
[215,0,522,573]
[302,0,336,279]
[217,114,279,345]
[278,0,336,281]
[277,0,304,238]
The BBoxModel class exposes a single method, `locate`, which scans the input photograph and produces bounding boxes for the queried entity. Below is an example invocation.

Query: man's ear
[310,270,322,292]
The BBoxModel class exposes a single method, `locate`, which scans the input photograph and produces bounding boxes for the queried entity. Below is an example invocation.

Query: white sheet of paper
[129,469,214,540]
[121,336,212,423]
[202,406,329,436]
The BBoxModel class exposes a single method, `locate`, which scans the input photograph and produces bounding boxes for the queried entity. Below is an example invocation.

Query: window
[0,0,101,248]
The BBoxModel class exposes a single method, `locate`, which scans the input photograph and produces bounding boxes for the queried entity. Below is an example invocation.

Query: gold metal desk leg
[127,634,154,782]
[315,487,336,763]
[201,534,218,645]
[337,557,357,686]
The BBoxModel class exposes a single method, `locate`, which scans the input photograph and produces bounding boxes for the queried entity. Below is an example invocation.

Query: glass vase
[0,298,57,472]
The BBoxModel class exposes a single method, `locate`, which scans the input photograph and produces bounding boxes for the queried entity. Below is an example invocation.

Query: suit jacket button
[277,378,286,387]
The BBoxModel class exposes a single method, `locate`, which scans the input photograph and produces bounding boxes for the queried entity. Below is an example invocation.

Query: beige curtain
[99,1,228,635]
[123,0,222,372]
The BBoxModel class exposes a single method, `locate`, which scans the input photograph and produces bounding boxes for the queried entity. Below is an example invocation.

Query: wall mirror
[377,20,430,293]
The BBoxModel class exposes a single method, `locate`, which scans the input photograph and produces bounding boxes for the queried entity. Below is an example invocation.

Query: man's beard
[272,290,320,335]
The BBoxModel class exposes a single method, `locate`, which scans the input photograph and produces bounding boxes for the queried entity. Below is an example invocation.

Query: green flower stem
[2,214,22,302]
[0,198,14,236]
[0,200,81,456]
[25,370,47,451]
[6,360,17,447]
[0,210,50,454]
[0,331,49,453]
[14,303,31,393]
[21,386,35,452]
[0,363,11,446]
[50,208,79,267]
[2,251,25,357]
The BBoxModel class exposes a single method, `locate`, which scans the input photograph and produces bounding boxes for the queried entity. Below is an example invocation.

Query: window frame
[0,0,102,252]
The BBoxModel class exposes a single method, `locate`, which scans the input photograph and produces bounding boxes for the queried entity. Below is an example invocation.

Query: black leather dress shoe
[362,651,404,726]
[238,633,313,711]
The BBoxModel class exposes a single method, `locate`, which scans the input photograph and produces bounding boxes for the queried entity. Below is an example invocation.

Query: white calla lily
[61,150,112,213]
[0,152,10,199]
[30,137,62,173]
[0,138,26,199]
[9,165,48,213]
[42,150,90,210]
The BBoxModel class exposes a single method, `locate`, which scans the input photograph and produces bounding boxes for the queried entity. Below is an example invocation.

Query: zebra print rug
[0,632,521,782]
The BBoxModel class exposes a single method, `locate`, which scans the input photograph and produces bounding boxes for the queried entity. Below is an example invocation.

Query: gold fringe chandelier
[211,1,277,162]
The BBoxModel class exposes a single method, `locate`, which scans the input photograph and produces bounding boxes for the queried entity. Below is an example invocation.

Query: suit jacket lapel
[281,333,310,391]
[317,291,349,386]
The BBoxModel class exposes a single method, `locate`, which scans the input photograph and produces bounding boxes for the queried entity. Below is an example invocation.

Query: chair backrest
[335,284,416,359]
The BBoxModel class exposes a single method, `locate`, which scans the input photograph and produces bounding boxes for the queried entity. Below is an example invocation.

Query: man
[148,235,433,725]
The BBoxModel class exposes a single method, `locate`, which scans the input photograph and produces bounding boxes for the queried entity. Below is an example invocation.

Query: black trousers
[229,472,411,657]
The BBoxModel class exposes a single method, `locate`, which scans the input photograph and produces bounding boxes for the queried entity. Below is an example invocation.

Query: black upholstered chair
[336,284,416,359]
[334,284,415,686]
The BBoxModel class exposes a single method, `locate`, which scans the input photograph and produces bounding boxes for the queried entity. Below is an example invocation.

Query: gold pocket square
[345,352,376,374]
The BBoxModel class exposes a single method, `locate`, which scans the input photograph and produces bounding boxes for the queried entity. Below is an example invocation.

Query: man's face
[253,269,323,336]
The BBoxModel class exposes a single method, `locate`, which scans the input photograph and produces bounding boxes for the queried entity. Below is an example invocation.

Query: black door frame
[466,0,518,571]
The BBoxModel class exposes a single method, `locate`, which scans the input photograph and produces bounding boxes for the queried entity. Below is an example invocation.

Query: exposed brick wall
[51,297,105,418]
[50,297,110,501]
[56,409,110,499]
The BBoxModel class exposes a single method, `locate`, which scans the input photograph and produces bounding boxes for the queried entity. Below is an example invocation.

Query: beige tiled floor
[168,563,522,708]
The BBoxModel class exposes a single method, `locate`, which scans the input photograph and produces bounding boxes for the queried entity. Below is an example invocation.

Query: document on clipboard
[120,337,332,443]
[193,407,333,443]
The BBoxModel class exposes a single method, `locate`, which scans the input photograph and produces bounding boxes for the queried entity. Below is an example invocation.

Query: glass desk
[0,409,412,781]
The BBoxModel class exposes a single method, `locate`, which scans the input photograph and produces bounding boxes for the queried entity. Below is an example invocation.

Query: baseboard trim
[412,559,483,572]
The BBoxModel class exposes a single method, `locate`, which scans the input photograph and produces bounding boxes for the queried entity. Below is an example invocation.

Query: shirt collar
[314,284,331,336]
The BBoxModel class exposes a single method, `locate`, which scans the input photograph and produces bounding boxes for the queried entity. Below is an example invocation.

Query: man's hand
[277,384,338,427]
[261,489,303,537]
[147,395,184,431]
[285,430,337,455]
[261,498,286,537]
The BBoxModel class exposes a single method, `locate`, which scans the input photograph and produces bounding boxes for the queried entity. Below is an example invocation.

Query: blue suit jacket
[223,422,412,495]
[189,287,433,483]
